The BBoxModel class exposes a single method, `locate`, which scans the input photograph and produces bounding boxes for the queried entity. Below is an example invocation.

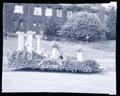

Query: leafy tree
[59,11,107,41]
[43,18,63,36]
[106,6,116,40]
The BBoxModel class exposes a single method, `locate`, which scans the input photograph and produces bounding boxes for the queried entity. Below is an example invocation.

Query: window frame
[67,10,73,18]
[33,6,42,16]
[45,7,53,17]
[56,9,62,17]
[14,4,24,14]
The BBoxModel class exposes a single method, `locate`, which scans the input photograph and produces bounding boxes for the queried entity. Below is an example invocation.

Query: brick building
[3,3,106,35]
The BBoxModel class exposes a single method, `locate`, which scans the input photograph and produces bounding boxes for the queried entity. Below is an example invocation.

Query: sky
[101,2,117,9]
[59,2,117,9]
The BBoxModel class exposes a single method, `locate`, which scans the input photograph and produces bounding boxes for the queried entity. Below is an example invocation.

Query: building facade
[3,3,106,35]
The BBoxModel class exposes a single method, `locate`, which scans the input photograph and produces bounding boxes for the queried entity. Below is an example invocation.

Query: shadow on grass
[12,68,103,75]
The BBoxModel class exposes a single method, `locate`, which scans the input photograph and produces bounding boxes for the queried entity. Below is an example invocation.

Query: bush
[8,50,102,73]
[59,11,107,42]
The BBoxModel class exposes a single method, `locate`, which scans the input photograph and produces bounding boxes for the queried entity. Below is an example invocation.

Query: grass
[3,37,116,71]
[3,37,115,59]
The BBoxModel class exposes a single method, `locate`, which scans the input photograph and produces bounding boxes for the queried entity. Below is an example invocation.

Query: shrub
[59,11,107,41]
[8,50,102,73]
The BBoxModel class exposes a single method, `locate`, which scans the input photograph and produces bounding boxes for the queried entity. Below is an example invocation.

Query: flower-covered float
[7,31,103,73]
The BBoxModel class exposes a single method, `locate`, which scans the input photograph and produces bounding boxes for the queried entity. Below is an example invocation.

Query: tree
[43,17,63,36]
[106,6,116,40]
[59,11,107,41]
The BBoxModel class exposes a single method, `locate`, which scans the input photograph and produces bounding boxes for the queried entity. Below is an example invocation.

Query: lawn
[3,37,116,59]
[88,40,116,52]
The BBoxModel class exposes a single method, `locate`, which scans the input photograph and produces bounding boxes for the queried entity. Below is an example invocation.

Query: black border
[1,0,115,3]
[0,0,119,96]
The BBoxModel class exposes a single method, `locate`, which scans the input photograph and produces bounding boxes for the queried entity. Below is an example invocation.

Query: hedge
[7,50,102,73]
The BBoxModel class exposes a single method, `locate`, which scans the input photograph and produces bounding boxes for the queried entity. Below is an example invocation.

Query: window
[14,4,23,14]
[67,11,73,18]
[56,9,62,17]
[45,8,53,16]
[34,6,42,16]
